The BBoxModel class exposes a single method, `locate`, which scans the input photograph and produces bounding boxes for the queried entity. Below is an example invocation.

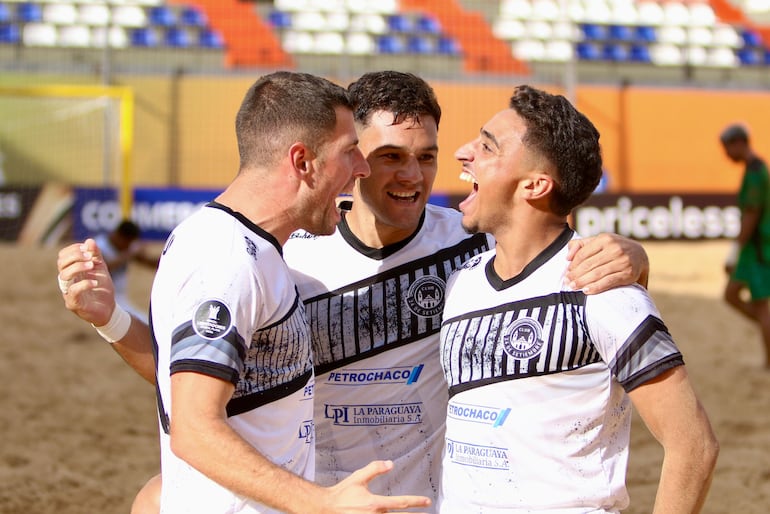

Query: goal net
[0,84,134,244]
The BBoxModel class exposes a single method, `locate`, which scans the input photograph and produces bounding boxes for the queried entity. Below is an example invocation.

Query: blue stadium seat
[387,14,412,33]
[199,28,224,48]
[149,6,176,27]
[764,49,770,65]
[608,24,633,42]
[165,27,190,48]
[737,47,759,65]
[0,24,20,44]
[407,35,434,54]
[580,23,607,41]
[131,27,159,47]
[0,4,10,24]
[268,10,292,29]
[437,36,461,55]
[602,43,628,61]
[634,25,657,44]
[416,15,441,35]
[576,42,601,60]
[629,43,651,63]
[17,3,42,23]
[180,6,207,28]
[377,34,404,53]
[741,29,762,48]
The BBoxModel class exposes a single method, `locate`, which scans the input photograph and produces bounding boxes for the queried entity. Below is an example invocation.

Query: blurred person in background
[94,219,159,323]
[720,123,770,369]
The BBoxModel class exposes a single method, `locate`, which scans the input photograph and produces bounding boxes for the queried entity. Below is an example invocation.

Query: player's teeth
[391,192,414,198]
[459,171,474,183]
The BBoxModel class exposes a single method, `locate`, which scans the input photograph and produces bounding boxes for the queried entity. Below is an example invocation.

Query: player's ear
[522,173,553,200]
[289,142,314,177]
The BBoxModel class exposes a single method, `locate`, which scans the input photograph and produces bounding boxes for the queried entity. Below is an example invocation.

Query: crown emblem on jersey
[193,299,233,340]
[502,317,545,360]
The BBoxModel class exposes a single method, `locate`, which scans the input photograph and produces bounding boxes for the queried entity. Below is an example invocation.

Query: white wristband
[92,304,131,343]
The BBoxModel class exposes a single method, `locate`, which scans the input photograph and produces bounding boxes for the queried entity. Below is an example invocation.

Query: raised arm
[629,366,719,513]
[57,238,156,384]
[565,233,649,293]
[171,371,431,513]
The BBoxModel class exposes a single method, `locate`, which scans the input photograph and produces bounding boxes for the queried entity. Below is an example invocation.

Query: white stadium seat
[23,23,58,47]
[346,32,375,54]
[58,25,91,47]
[43,4,77,25]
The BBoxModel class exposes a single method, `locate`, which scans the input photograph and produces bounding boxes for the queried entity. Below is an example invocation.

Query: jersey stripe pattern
[438,226,683,513]
[306,232,490,375]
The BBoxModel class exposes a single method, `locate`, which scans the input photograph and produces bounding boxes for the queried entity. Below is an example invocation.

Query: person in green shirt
[720,123,770,368]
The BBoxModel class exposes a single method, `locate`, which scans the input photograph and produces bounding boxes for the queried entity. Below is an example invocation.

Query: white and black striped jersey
[438,226,683,514]
[284,203,493,508]
[151,202,315,514]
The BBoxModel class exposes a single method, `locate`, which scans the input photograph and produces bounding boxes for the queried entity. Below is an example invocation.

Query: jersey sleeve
[585,284,684,392]
[166,249,262,387]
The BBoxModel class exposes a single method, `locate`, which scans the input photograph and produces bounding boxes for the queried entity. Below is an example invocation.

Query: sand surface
[1,239,768,513]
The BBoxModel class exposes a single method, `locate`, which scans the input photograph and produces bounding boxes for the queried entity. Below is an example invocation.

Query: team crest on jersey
[193,299,233,340]
[406,276,445,317]
[502,317,544,360]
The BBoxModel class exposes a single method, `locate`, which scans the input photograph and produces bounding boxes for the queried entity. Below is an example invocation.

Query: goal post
[0,83,135,217]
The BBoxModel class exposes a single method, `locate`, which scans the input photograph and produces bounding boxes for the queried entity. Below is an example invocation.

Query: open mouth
[387,191,420,202]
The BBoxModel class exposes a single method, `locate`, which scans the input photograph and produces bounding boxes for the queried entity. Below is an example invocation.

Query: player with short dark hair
[438,85,719,512]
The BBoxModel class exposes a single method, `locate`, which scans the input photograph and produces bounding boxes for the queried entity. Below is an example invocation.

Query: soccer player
[719,123,770,369]
[59,71,432,514]
[438,84,719,513]
[57,73,650,513]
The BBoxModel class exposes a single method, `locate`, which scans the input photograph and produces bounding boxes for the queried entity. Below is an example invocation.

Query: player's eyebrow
[480,128,499,150]
[372,143,439,153]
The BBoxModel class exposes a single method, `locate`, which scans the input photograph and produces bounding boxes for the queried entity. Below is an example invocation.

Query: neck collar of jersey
[486,224,573,291]
[206,201,283,256]
[337,204,425,261]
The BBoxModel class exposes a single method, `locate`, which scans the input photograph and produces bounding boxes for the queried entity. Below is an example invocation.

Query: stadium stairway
[399,0,530,74]
[167,0,292,68]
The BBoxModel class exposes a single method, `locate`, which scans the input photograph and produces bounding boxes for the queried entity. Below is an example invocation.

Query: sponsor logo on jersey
[298,419,314,444]
[326,365,423,386]
[406,276,445,317]
[447,401,510,428]
[502,317,544,360]
[192,299,233,340]
[289,230,318,240]
[445,438,509,470]
[324,402,423,426]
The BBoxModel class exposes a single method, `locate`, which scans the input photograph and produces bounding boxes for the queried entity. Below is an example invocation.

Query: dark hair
[115,219,141,239]
[347,71,441,129]
[509,85,602,216]
[235,71,352,169]
[719,124,749,145]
